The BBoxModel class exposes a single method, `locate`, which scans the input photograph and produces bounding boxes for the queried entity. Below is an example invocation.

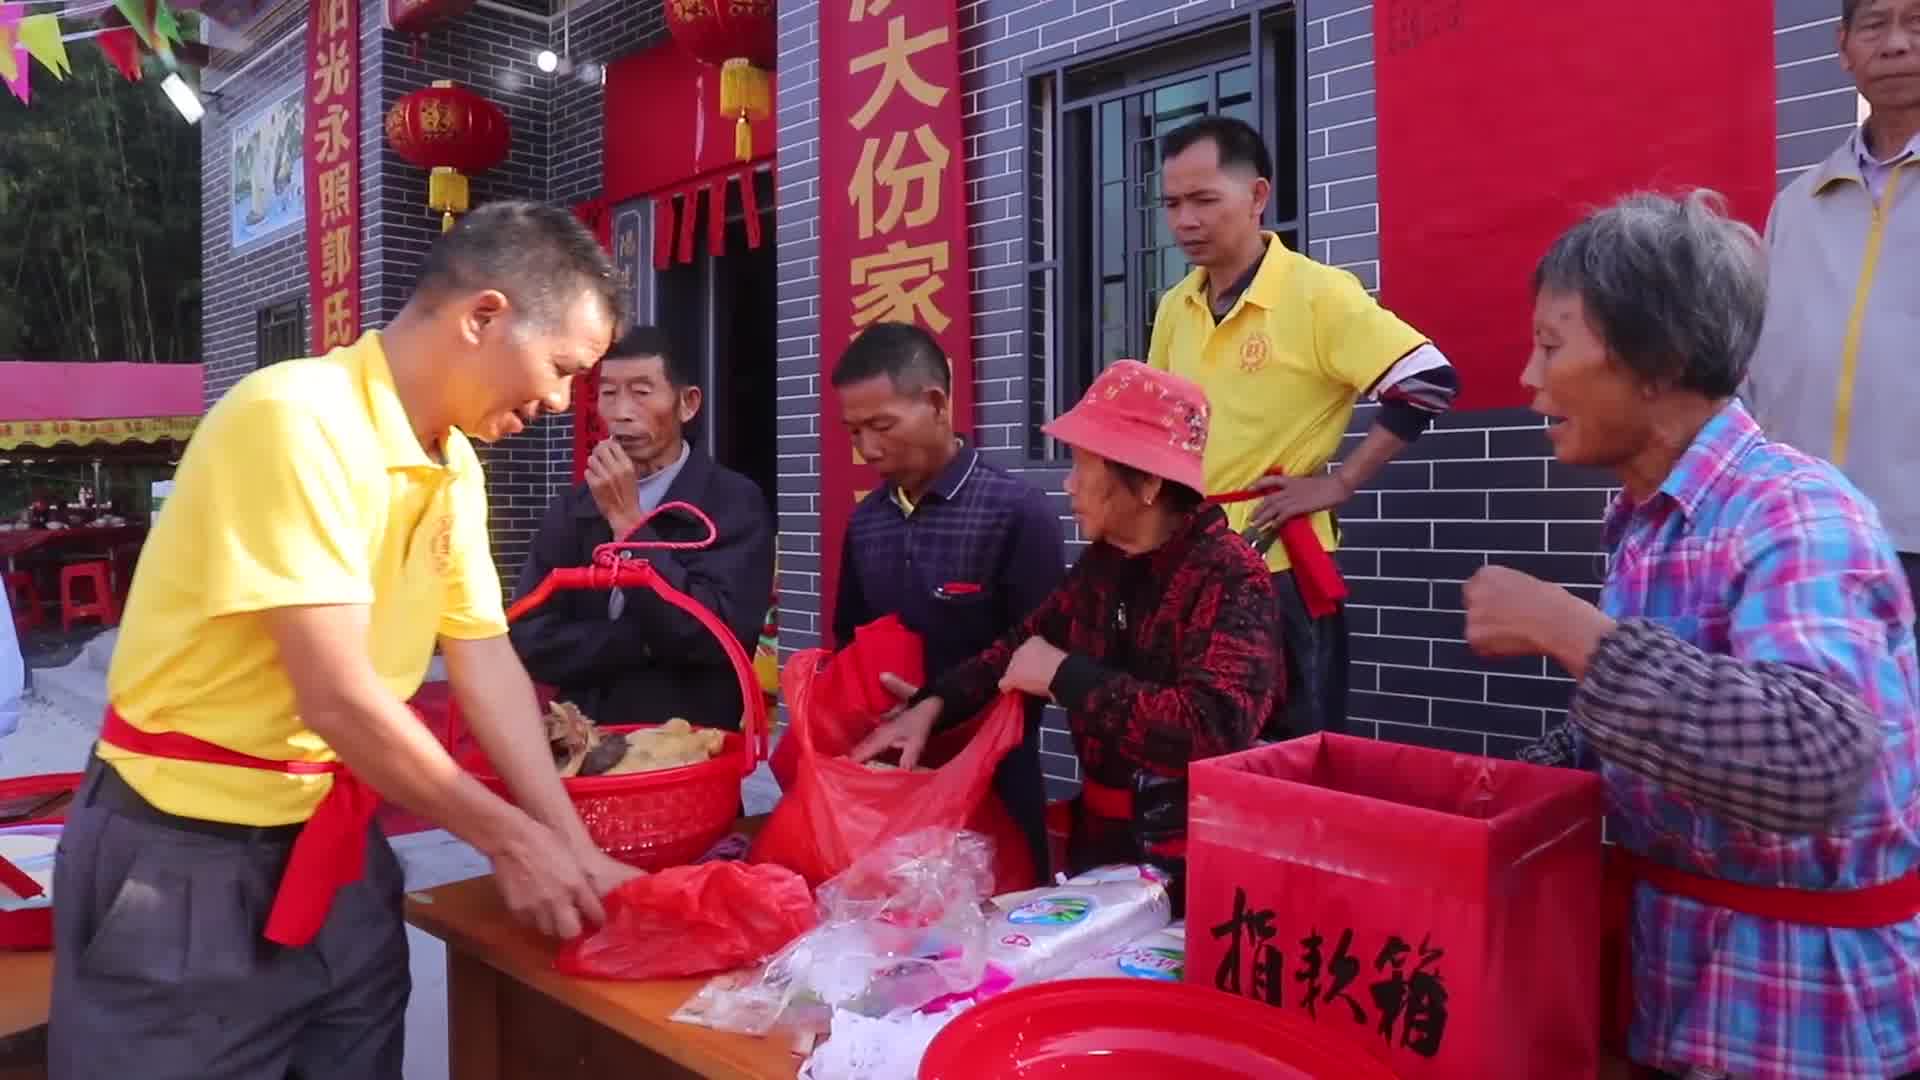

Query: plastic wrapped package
[980,875,1173,986]
[1061,923,1187,982]
[795,1003,973,1080]
[671,829,996,1040]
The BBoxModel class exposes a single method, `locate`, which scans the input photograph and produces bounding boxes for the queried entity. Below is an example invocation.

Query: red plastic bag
[769,616,925,790]
[554,860,816,981]
[750,649,1036,893]
[1185,734,1605,1080]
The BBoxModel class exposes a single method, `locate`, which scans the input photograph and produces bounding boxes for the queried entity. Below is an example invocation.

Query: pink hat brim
[1043,409,1207,494]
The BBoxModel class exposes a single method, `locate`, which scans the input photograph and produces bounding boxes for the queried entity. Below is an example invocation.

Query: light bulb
[536,49,559,73]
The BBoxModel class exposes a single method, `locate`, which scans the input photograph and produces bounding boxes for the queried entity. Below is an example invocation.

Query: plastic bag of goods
[749,650,1035,893]
[672,828,996,1040]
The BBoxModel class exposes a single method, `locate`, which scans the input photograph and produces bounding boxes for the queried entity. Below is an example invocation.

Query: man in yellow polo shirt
[50,202,636,1080]
[1148,117,1458,738]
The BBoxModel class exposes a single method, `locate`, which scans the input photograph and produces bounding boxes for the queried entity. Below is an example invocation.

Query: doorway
[653,170,778,510]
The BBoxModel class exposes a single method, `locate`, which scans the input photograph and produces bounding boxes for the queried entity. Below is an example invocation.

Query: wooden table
[405,876,799,1080]
[0,950,52,1080]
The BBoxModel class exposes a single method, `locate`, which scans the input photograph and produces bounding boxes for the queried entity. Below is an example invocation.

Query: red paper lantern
[386,0,475,36]
[663,0,776,161]
[384,80,511,231]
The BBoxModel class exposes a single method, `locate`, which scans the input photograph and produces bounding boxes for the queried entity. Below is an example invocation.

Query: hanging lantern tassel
[719,57,769,162]
[428,166,469,232]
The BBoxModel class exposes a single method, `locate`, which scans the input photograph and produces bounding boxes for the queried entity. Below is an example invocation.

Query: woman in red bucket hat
[852,360,1281,883]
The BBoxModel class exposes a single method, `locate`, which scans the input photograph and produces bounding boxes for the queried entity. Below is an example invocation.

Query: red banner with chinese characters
[816,0,974,639]
[1374,0,1773,412]
[305,0,360,353]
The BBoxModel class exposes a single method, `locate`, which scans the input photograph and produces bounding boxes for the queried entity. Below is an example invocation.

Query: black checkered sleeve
[1568,618,1883,834]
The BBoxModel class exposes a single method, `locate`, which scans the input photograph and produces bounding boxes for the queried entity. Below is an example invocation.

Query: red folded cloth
[1206,472,1349,619]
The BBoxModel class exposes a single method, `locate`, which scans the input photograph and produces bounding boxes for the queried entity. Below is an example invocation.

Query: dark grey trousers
[49,763,409,1080]
[1266,569,1350,739]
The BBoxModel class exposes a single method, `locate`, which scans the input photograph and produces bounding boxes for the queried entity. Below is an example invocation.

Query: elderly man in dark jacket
[511,326,774,731]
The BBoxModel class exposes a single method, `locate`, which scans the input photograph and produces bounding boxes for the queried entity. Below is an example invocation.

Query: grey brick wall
[198,0,671,588]
[200,0,316,404]
[771,0,1856,791]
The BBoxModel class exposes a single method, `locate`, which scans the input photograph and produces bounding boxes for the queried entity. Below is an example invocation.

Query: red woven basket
[448,502,769,871]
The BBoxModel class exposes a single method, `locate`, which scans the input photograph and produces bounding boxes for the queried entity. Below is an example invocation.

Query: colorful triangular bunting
[17,15,70,79]
[96,26,143,81]
[0,23,18,86]
[1,42,28,104]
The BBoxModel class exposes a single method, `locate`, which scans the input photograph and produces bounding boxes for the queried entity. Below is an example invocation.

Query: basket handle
[484,499,769,774]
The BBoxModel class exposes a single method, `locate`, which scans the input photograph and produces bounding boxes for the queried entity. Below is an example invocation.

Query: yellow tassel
[719,58,770,120]
[427,166,471,229]
[720,58,769,162]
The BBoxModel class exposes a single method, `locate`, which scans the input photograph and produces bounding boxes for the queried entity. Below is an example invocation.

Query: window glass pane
[1100,101,1123,183]
[1219,65,1252,100]
[1102,280,1126,328]
[1101,182,1125,280]
[1152,77,1207,127]
[1222,100,1255,127]
[1160,246,1188,289]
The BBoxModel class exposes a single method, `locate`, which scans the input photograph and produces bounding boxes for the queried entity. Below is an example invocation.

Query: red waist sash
[99,706,379,947]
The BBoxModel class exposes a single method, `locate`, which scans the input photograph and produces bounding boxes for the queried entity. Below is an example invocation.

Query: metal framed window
[1024,5,1307,459]
[255,299,305,368]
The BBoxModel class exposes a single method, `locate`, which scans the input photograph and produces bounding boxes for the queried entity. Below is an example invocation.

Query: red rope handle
[501,514,769,772]
[592,500,720,562]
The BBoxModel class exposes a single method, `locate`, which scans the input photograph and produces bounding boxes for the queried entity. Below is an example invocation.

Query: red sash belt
[99,706,380,947]
[1206,471,1348,618]
[1080,777,1132,820]
[1604,845,1920,1046]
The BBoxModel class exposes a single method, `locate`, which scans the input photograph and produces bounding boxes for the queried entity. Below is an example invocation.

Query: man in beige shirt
[1746,0,1920,605]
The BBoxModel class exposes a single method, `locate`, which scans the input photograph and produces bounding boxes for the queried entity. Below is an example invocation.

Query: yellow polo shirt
[99,331,509,825]
[1146,234,1427,572]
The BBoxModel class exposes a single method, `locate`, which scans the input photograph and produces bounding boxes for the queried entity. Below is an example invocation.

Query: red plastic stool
[59,561,118,632]
[3,571,41,632]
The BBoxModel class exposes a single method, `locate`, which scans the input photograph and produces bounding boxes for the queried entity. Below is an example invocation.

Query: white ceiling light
[161,72,205,125]
[536,49,559,73]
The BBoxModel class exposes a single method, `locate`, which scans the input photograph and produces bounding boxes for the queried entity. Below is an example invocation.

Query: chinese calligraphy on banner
[304,0,360,353]
[816,0,975,637]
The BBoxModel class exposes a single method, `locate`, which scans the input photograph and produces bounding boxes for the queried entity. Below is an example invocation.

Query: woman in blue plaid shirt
[1462,190,1920,1080]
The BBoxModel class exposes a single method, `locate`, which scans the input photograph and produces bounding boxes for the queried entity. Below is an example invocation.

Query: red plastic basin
[919,978,1399,1080]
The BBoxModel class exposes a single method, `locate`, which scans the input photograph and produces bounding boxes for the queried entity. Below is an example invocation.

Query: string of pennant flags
[0,0,188,104]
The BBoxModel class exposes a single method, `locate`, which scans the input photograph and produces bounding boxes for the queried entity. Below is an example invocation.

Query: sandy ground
[3,636,783,1080]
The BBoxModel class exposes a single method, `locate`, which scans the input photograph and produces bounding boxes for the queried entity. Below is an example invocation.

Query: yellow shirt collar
[1178,231,1294,316]
[350,330,470,475]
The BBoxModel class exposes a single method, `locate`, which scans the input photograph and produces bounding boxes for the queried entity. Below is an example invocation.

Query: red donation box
[1185,734,1605,1079]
